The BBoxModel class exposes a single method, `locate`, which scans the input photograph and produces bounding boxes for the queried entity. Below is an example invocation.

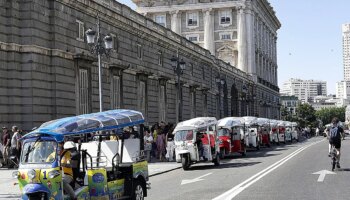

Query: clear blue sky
[118,0,349,94]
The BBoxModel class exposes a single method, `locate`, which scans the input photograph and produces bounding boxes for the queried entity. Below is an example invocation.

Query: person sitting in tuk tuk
[61,141,77,200]
[195,132,204,159]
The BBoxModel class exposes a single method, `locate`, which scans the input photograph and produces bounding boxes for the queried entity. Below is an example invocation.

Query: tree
[315,107,346,126]
[295,103,317,128]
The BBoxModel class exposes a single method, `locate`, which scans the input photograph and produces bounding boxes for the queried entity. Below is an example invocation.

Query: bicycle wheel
[332,157,336,171]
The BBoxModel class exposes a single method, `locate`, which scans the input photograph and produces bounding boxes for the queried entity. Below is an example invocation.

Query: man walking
[10,126,21,162]
[2,127,11,167]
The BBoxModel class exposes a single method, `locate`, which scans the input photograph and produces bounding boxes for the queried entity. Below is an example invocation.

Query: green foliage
[295,103,317,128]
[315,107,346,125]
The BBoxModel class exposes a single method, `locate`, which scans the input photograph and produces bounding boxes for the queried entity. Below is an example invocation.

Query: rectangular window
[190,90,196,118]
[139,81,146,115]
[187,35,198,42]
[203,93,208,116]
[76,20,84,41]
[137,44,143,59]
[220,33,231,40]
[220,10,231,25]
[158,51,163,66]
[110,33,118,51]
[154,14,166,27]
[159,85,166,122]
[187,12,198,27]
[79,68,90,114]
[111,75,121,109]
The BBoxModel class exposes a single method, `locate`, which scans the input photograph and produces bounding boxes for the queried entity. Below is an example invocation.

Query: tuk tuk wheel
[182,156,190,170]
[220,149,225,159]
[214,153,220,166]
[241,148,246,157]
[132,180,145,200]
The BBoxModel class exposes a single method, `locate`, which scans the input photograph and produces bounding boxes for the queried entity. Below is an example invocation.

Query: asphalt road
[146,136,350,200]
[1,136,349,200]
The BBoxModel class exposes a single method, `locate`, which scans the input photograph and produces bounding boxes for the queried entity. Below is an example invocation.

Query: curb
[149,166,182,177]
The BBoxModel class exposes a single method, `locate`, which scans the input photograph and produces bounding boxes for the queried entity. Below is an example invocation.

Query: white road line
[181,173,213,185]
[213,139,325,200]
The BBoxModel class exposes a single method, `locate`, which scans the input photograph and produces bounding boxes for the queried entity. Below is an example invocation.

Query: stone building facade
[0,0,279,130]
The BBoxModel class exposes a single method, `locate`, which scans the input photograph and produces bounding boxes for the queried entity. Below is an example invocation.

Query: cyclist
[327,117,344,168]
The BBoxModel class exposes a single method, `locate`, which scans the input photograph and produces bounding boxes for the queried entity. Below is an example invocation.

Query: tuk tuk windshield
[175,130,194,141]
[218,129,230,137]
[21,140,57,164]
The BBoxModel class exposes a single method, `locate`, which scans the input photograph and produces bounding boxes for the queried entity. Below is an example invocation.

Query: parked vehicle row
[173,116,300,170]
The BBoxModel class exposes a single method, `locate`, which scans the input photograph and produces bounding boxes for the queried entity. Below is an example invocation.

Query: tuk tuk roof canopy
[217,117,245,128]
[173,117,217,132]
[242,116,258,126]
[22,109,145,142]
[257,118,270,126]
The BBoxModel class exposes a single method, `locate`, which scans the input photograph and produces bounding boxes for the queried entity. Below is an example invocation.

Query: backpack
[329,126,340,143]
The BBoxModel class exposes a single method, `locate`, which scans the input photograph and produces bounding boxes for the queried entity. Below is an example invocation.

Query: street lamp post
[171,55,186,123]
[85,15,113,112]
[216,77,225,118]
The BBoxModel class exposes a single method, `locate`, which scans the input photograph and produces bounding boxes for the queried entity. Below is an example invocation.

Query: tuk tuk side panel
[18,167,63,200]
[132,161,148,179]
[75,186,90,200]
[107,179,125,200]
[87,168,109,200]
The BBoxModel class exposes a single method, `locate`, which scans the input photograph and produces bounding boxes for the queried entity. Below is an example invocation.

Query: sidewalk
[148,162,181,177]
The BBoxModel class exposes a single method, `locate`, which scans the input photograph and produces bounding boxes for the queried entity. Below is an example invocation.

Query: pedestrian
[156,131,166,162]
[144,129,153,162]
[151,123,159,158]
[2,127,11,167]
[10,126,21,163]
[165,123,175,162]
[316,127,320,137]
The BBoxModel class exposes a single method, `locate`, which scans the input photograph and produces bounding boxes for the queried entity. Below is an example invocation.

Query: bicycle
[330,145,337,171]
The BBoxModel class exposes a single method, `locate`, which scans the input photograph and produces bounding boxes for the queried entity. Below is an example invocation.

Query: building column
[238,7,248,73]
[203,8,215,55]
[246,9,256,77]
[170,10,181,34]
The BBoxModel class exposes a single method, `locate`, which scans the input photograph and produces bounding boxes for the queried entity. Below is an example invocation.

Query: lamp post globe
[85,28,96,44]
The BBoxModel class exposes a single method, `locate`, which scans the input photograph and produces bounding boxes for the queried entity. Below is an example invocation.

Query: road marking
[181,173,213,185]
[312,170,336,182]
[213,139,324,200]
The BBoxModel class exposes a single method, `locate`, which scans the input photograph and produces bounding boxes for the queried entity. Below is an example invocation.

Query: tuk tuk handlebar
[82,150,93,170]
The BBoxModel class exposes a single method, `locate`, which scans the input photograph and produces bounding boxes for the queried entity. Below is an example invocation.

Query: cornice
[136,1,245,13]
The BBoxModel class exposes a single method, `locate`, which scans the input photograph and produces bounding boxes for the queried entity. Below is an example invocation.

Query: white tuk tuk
[291,122,299,142]
[242,116,260,150]
[285,121,293,143]
[269,120,279,144]
[277,120,286,144]
[174,117,220,170]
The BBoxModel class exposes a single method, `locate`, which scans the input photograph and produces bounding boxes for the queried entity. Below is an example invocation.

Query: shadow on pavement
[337,168,350,172]
[188,161,261,171]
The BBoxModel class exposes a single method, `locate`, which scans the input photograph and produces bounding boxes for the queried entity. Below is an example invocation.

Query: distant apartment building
[281,78,327,103]
[343,24,350,81]
[336,81,350,99]
[280,96,299,115]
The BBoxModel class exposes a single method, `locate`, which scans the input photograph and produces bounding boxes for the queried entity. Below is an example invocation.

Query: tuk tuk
[13,109,150,200]
[277,120,286,144]
[217,117,247,158]
[174,117,220,170]
[242,116,260,150]
[257,118,271,147]
[291,122,299,142]
[269,120,279,145]
[285,121,293,143]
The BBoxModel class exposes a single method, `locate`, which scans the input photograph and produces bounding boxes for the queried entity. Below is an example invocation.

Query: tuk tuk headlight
[48,170,60,179]
[12,171,19,179]
[227,139,230,143]
[28,169,36,179]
